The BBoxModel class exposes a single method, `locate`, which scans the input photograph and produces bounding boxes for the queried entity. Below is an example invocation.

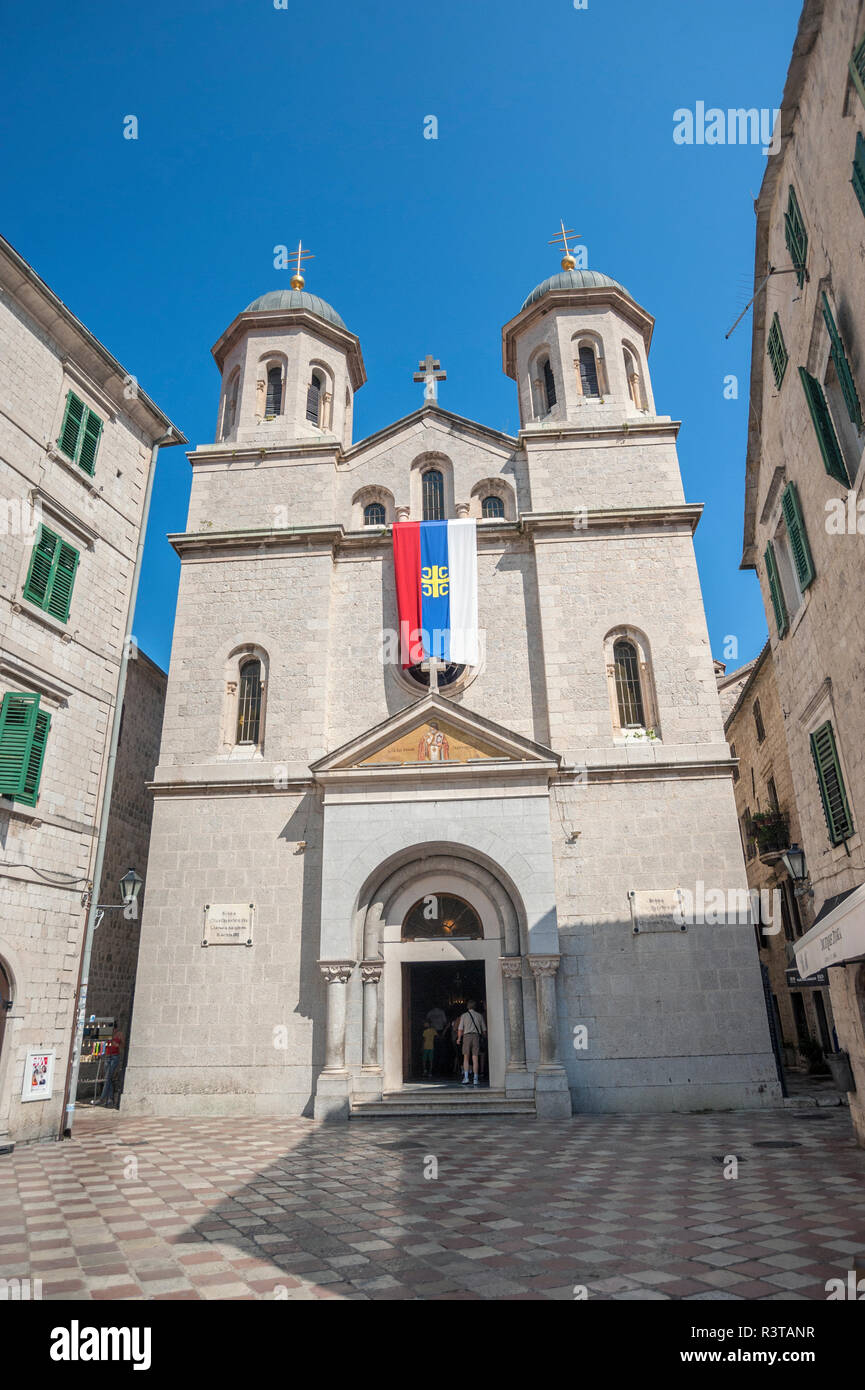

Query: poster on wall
[21,1049,55,1102]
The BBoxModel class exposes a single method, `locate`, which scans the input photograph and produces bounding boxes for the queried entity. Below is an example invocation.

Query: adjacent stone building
[86,651,167,1044]
[0,234,183,1146]
[723,645,837,1070]
[124,254,779,1122]
[741,0,865,1141]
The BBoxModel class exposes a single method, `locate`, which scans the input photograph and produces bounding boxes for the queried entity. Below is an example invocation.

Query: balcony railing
[752,809,790,858]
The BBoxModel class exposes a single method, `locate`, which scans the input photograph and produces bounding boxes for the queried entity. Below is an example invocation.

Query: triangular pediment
[310,693,559,776]
[344,403,517,463]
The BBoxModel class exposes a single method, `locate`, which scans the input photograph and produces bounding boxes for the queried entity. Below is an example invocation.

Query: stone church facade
[123,261,779,1120]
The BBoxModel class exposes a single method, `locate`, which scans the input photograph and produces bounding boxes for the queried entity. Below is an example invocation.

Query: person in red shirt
[97,1029,124,1107]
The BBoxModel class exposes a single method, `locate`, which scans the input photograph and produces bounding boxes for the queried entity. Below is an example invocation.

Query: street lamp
[782,843,807,883]
[119,867,143,908]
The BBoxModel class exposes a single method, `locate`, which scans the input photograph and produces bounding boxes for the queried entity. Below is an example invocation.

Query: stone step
[350,1089,536,1118]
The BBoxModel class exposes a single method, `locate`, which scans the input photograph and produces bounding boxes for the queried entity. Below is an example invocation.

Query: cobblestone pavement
[1,1107,863,1301]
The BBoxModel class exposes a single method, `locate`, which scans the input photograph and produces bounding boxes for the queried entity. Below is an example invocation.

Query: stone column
[528,955,562,1067]
[528,954,571,1118]
[320,960,355,1071]
[396,504,410,522]
[360,960,383,1069]
[500,957,526,1070]
[455,501,470,518]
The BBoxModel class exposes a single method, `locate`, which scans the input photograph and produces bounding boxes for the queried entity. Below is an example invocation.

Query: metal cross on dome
[549,219,582,270]
[413,354,447,403]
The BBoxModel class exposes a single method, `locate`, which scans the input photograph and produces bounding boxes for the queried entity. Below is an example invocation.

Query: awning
[794,881,865,978]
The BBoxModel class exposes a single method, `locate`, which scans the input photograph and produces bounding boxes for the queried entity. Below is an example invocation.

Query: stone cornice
[149,777,314,798]
[518,417,680,446]
[168,504,703,558]
[211,307,366,390]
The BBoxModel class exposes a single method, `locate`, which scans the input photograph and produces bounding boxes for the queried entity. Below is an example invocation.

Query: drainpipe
[60,429,178,1137]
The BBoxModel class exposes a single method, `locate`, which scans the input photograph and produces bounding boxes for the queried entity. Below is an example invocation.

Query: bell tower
[502,232,657,430]
[210,246,365,450]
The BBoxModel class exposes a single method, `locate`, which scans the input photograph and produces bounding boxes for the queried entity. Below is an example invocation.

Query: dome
[520,268,629,313]
[245,288,346,329]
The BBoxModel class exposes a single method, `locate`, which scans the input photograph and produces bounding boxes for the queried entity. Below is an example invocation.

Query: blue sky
[2,0,802,672]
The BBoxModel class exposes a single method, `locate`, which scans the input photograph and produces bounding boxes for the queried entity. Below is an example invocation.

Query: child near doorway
[421,1021,437,1078]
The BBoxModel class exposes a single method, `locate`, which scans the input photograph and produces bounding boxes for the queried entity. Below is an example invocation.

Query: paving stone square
[0,1107,863,1301]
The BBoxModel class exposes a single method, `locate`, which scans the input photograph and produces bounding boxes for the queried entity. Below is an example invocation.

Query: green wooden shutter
[23,525,59,608]
[45,540,79,622]
[57,392,85,460]
[798,367,849,485]
[17,709,51,806]
[810,721,854,845]
[77,408,102,476]
[853,131,865,217]
[767,314,788,389]
[764,542,788,638]
[781,482,815,590]
[0,692,41,800]
[821,293,862,428]
[850,36,865,110]
[784,187,808,287]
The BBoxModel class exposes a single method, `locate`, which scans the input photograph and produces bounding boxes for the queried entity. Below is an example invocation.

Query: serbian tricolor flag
[393,519,479,667]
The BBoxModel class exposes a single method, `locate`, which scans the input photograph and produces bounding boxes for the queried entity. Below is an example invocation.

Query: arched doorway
[400,895,487,1083]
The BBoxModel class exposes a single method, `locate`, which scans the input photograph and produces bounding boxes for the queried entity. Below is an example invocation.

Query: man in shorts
[456,1000,486,1086]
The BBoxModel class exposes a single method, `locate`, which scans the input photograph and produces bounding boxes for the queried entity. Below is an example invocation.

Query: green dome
[520,268,628,312]
[245,289,346,329]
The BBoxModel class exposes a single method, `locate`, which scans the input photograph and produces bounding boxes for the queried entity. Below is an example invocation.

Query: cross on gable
[413,354,447,402]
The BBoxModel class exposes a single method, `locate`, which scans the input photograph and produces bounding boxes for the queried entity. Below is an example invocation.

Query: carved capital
[500,956,523,980]
[455,501,470,518]
[360,960,383,985]
[528,954,561,978]
[395,505,411,522]
[319,959,355,986]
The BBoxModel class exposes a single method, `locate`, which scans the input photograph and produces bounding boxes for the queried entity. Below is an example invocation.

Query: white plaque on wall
[21,1049,56,1102]
[628,889,686,934]
[202,902,254,947]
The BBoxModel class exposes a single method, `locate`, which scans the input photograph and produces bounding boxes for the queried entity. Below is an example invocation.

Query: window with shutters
[753,699,766,744]
[764,540,789,638]
[306,370,323,424]
[767,314,788,389]
[799,367,849,486]
[784,186,808,288]
[853,131,865,216]
[236,659,262,746]
[363,502,386,526]
[578,345,600,398]
[22,525,79,622]
[850,36,865,110]
[481,494,505,519]
[265,365,283,417]
[0,691,51,806]
[57,391,103,476]
[422,468,445,521]
[810,720,854,845]
[780,481,815,592]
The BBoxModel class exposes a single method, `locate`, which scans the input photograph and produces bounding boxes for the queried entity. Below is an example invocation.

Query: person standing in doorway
[421,1021,437,1078]
[97,1028,124,1108]
[457,1000,486,1087]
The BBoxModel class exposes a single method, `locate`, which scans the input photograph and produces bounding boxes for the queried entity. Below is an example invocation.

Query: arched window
[579,345,600,398]
[623,346,643,409]
[543,358,557,411]
[402,894,483,940]
[407,661,465,689]
[481,494,505,519]
[613,640,645,728]
[753,699,766,744]
[422,468,445,520]
[364,502,386,526]
[236,659,262,745]
[265,365,283,417]
[306,370,323,424]
[222,371,239,440]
